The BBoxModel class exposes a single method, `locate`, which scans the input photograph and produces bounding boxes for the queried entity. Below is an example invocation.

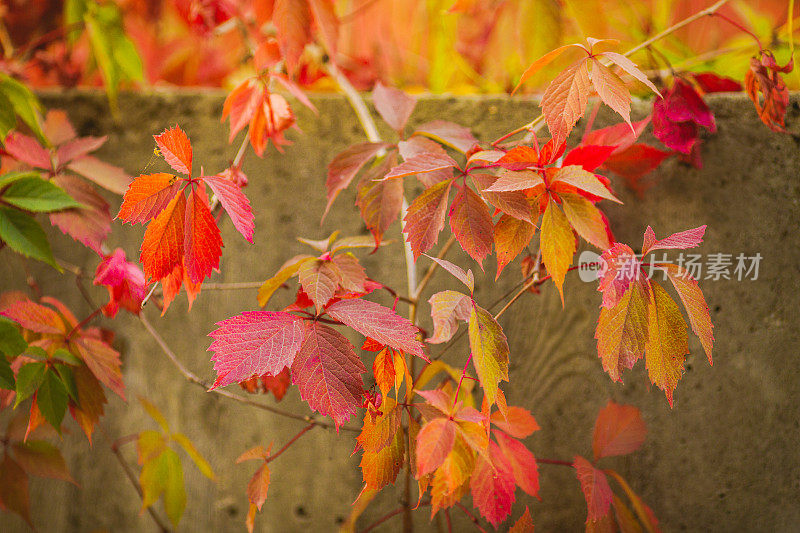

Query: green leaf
[2,177,83,212]
[14,362,46,407]
[52,348,82,365]
[0,206,59,269]
[0,316,27,357]
[138,396,170,433]
[24,346,49,361]
[0,171,43,189]
[0,92,16,139]
[140,448,185,527]
[467,303,510,405]
[0,74,44,140]
[37,370,69,431]
[64,0,88,40]
[0,355,14,390]
[54,363,79,403]
[171,432,215,480]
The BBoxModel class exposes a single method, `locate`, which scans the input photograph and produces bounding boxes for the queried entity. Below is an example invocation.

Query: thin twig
[454,502,487,533]
[266,423,316,463]
[411,235,457,302]
[138,313,360,433]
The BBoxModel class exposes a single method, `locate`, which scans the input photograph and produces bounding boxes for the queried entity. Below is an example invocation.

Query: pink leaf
[93,248,146,318]
[49,174,111,255]
[290,322,366,429]
[4,132,51,169]
[67,156,132,195]
[423,255,474,294]
[55,136,106,167]
[324,142,390,218]
[325,299,426,359]
[484,170,544,192]
[373,82,417,132]
[641,225,706,256]
[413,120,478,154]
[202,175,255,243]
[209,311,306,389]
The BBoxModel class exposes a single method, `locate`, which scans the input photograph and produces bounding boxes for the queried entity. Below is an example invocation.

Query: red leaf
[49,174,111,255]
[582,118,651,154]
[470,441,516,527]
[94,248,147,317]
[222,79,262,141]
[3,132,51,169]
[183,185,222,283]
[325,298,426,358]
[689,72,742,93]
[202,175,255,243]
[325,142,390,218]
[601,144,672,195]
[413,120,478,154]
[118,173,183,225]
[653,78,716,154]
[273,0,312,75]
[403,179,452,259]
[209,311,307,389]
[140,191,186,282]
[373,82,417,132]
[574,455,613,523]
[485,170,544,192]
[597,243,643,309]
[592,400,647,460]
[416,417,456,476]
[154,126,193,175]
[385,152,457,180]
[290,322,366,429]
[563,145,617,172]
[494,430,539,497]
[449,186,493,268]
[509,507,535,533]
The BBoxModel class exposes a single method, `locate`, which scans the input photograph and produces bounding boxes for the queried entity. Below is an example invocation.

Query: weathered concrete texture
[1,90,799,532]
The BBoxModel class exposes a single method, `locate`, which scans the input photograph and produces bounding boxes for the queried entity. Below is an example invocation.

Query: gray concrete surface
[1,90,799,532]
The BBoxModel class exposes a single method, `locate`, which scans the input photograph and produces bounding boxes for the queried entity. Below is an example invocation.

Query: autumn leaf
[257,255,314,307]
[428,290,471,344]
[0,454,32,526]
[494,430,539,498]
[94,248,146,317]
[509,507,535,533]
[470,440,516,527]
[549,166,621,204]
[574,455,613,523]
[117,173,183,225]
[592,400,647,460]
[356,155,404,247]
[373,82,417,133]
[449,185,494,268]
[308,0,339,57]
[298,259,340,313]
[540,58,591,148]
[744,51,793,132]
[589,59,632,127]
[467,303,509,405]
[472,173,533,222]
[385,151,457,180]
[424,255,475,293]
[429,435,472,517]
[490,406,540,439]
[416,417,457,476]
[662,264,713,364]
[413,120,478,154]
[645,282,688,407]
[325,142,391,218]
[495,215,536,279]
[559,192,611,250]
[595,280,649,382]
[154,126,192,175]
[539,197,576,302]
[49,174,112,255]
[652,78,716,154]
[139,192,186,282]
[183,184,223,283]
[403,179,452,259]
[641,225,705,255]
[290,322,366,429]
[208,311,306,389]
[202,175,254,243]
[601,144,672,196]
[273,0,312,75]
[325,299,426,359]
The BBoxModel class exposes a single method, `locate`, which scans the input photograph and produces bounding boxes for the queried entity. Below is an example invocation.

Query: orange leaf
[540,58,591,148]
[494,215,536,280]
[140,192,186,282]
[247,463,270,510]
[416,418,457,476]
[574,455,613,523]
[662,264,714,365]
[589,59,632,130]
[539,198,576,303]
[154,126,193,176]
[372,347,396,398]
[595,281,648,382]
[273,0,312,75]
[559,192,611,250]
[592,400,647,460]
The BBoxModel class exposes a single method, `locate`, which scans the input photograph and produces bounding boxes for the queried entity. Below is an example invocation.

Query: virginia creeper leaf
[298,259,340,314]
[202,175,255,243]
[539,198,576,303]
[540,58,591,148]
[428,290,471,344]
[495,429,539,497]
[470,440,516,527]
[403,179,452,259]
[662,264,714,364]
[416,417,457,476]
[550,166,621,203]
[449,185,493,268]
[183,184,222,283]
[645,282,688,407]
[49,173,112,255]
[595,281,648,382]
[574,455,613,523]
[592,400,647,460]
[209,311,306,389]
[494,215,536,279]
[467,303,510,405]
[559,192,612,250]
[325,142,390,218]
[154,126,192,175]
[373,82,416,132]
[0,206,58,269]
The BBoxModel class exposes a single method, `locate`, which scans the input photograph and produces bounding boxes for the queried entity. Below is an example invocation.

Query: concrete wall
[1,90,799,532]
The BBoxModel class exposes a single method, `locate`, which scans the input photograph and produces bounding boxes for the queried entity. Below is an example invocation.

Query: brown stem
[454,502,487,533]
[537,458,574,467]
[358,500,431,533]
[66,307,103,340]
[138,314,359,433]
[266,423,316,463]
[712,11,764,51]
[102,427,172,533]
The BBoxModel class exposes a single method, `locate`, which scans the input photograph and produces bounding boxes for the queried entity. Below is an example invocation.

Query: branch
[266,423,316,464]
[454,502,487,533]
[138,313,360,433]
